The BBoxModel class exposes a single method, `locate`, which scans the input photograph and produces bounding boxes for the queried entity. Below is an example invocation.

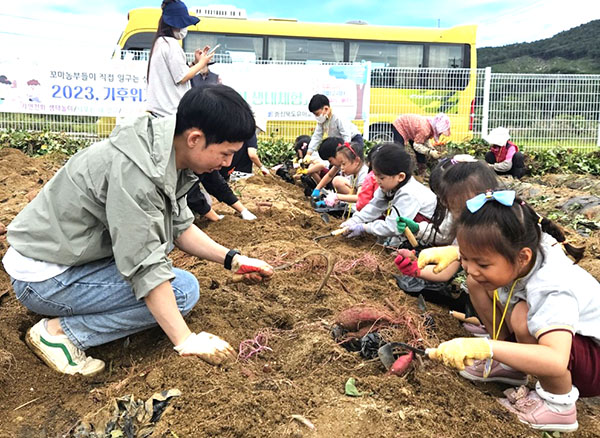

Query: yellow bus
[116,6,477,141]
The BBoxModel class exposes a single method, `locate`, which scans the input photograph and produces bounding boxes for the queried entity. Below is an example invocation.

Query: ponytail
[518,200,584,263]
[538,216,585,263]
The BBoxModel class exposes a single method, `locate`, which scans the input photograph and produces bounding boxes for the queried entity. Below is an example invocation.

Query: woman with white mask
[147,0,214,117]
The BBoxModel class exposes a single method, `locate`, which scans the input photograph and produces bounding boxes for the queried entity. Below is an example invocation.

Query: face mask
[315,114,327,123]
[173,28,188,40]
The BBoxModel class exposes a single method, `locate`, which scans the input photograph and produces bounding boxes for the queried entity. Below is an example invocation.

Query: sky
[1,0,600,62]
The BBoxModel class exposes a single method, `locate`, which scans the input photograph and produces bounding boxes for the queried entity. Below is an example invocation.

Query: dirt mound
[0,148,599,438]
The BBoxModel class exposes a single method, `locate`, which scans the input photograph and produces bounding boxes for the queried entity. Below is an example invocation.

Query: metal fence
[2,57,600,151]
[480,69,600,150]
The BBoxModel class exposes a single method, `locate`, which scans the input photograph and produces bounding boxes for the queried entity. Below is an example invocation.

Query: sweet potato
[335,306,396,331]
[389,351,413,376]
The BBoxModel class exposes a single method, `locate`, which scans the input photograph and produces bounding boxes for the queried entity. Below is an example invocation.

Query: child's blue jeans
[11,258,199,350]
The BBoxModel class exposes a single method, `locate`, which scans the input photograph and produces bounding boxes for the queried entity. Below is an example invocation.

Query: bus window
[122,32,154,60]
[425,44,469,90]
[184,32,264,59]
[349,42,424,68]
[429,44,465,68]
[267,38,344,62]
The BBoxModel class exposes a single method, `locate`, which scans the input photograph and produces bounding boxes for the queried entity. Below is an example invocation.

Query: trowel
[313,227,347,241]
[378,342,433,369]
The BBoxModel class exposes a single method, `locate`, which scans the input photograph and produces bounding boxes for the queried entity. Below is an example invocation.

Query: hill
[477,20,600,73]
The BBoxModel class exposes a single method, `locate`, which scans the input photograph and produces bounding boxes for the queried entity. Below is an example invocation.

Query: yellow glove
[296,168,308,175]
[302,155,313,165]
[428,337,492,370]
[417,245,460,273]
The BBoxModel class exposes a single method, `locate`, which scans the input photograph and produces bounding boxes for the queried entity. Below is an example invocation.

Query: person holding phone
[147,0,215,117]
[191,45,222,88]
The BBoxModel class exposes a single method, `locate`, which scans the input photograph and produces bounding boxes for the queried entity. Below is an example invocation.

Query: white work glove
[232,254,274,282]
[340,219,353,228]
[216,214,225,220]
[429,149,441,159]
[344,223,365,238]
[173,332,236,365]
[240,208,257,221]
[260,165,269,175]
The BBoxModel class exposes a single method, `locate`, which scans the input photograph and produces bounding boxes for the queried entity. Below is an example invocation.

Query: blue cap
[162,1,200,29]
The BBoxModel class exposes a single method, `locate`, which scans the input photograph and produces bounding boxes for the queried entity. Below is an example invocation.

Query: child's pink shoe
[497,385,579,432]
[517,401,578,432]
[462,322,489,337]
[459,359,528,385]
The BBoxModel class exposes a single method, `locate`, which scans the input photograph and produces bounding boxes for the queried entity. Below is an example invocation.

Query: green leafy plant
[0,129,90,156]
[257,135,295,167]
[4,127,600,181]
[446,138,491,157]
[526,149,600,176]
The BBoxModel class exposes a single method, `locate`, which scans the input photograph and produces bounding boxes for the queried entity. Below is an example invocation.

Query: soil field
[0,147,599,438]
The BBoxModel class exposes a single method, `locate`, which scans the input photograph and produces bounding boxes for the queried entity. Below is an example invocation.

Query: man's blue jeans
[11,258,199,350]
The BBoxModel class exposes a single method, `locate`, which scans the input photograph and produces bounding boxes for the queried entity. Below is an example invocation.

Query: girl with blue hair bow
[422,190,600,433]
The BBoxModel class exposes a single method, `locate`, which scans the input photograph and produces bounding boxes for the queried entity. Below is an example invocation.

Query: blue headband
[466,190,516,213]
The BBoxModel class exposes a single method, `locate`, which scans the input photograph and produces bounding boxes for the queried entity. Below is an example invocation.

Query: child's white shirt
[346,164,369,192]
[496,233,600,344]
[416,212,454,246]
[343,176,436,237]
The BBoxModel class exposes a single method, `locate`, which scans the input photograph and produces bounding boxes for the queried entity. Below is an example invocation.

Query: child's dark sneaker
[25,319,105,377]
[459,359,528,385]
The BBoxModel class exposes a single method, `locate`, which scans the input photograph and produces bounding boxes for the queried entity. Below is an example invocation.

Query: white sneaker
[25,319,105,377]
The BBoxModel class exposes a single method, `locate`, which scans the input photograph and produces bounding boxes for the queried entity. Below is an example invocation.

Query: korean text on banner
[0,59,371,126]
[0,60,148,117]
